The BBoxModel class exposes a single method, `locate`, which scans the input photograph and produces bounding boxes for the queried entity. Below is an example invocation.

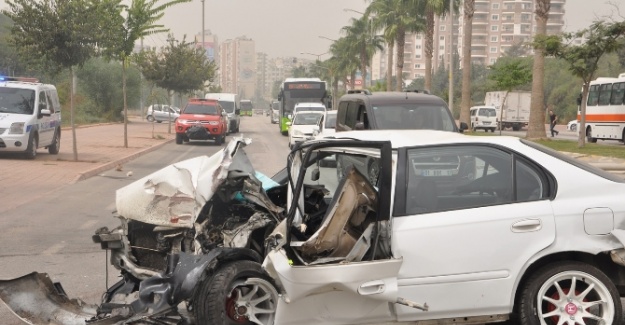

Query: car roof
[0,81,53,90]
[325,130,524,149]
[339,91,448,106]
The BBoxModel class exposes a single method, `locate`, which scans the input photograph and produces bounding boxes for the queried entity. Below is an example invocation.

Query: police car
[0,76,61,159]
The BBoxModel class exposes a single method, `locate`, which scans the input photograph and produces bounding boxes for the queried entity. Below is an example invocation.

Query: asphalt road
[0,113,290,324]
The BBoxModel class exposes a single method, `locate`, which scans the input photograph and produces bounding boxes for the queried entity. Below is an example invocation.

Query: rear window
[0,87,35,115]
[325,114,337,128]
[371,104,456,131]
[184,104,218,115]
[294,113,322,125]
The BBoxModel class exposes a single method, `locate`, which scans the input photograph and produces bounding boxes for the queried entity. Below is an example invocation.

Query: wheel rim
[147,115,154,122]
[225,278,277,325]
[536,270,615,325]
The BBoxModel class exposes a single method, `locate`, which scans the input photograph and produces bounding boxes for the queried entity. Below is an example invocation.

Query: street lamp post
[201,0,205,55]
[300,52,328,61]
[318,35,337,42]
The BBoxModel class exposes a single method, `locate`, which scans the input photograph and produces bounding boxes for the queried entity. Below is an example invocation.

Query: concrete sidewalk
[0,117,175,213]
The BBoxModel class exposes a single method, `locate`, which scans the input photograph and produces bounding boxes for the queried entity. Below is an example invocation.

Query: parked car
[146,104,180,123]
[3,131,625,325]
[568,119,579,132]
[287,110,323,149]
[174,98,228,145]
[336,90,467,132]
[469,106,497,132]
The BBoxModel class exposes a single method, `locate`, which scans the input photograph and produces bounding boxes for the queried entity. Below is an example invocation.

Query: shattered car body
[5,130,625,325]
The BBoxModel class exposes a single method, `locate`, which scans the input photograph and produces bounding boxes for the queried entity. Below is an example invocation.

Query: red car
[175,98,228,145]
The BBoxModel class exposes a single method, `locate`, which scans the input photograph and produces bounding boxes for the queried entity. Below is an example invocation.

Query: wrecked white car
[3,130,625,325]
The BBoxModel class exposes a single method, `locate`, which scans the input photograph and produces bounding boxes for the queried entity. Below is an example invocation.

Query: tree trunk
[123,58,128,148]
[424,9,435,91]
[460,0,475,127]
[578,82,589,147]
[498,91,510,136]
[361,46,368,90]
[386,40,394,91]
[526,0,551,139]
[395,28,406,91]
[70,66,78,161]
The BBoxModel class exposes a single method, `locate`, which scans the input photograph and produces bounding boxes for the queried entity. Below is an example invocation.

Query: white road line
[41,242,65,256]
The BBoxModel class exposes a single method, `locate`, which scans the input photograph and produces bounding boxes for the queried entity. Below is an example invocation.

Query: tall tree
[419,0,455,92]
[368,0,425,91]
[330,37,360,91]
[459,0,475,127]
[4,0,120,161]
[544,21,625,147]
[106,0,190,148]
[342,16,384,89]
[488,59,533,135]
[526,0,551,139]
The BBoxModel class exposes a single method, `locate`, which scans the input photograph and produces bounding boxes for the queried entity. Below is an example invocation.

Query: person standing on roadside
[549,110,559,137]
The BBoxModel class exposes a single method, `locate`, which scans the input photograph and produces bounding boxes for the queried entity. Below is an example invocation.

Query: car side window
[38,91,48,112]
[470,109,476,116]
[402,145,547,215]
[344,102,359,129]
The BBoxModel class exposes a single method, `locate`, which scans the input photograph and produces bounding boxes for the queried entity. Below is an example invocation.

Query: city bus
[240,99,253,116]
[582,73,625,143]
[278,78,330,135]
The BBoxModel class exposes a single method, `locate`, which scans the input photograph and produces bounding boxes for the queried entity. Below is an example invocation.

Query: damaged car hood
[116,138,252,228]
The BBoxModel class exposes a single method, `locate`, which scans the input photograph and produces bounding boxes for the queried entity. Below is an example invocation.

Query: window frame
[392,143,555,217]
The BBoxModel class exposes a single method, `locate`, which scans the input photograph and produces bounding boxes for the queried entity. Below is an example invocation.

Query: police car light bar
[0,76,39,82]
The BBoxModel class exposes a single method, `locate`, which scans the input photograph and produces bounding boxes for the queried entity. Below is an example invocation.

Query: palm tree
[368,0,425,91]
[342,16,384,89]
[417,0,455,92]
[527,0,551,139]
[330,37,360,91]
[459,0,475,127]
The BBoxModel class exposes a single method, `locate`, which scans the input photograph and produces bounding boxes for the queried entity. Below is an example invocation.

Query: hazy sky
[151,0,624,59]
[1,0,623,59]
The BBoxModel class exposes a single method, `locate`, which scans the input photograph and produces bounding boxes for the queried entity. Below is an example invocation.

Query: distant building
[194,29,219,63]
[219,36,256,98]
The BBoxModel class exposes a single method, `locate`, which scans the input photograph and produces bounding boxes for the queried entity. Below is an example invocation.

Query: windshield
[218,101,235,113]
[293,113,322,125]
[241,101,253,111]
[371,104,456,131]
[0,88,35,115]
[479,108,497,117]
[325,114,337,128]
[184,104,218,115]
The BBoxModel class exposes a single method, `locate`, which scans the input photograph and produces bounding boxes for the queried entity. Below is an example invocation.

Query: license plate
[420,169,455,177]
[483,121,491,125]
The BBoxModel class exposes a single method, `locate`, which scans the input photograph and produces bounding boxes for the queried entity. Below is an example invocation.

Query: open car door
[263,140,427,324]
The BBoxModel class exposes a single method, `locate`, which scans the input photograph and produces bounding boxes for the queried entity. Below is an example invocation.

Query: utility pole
[201,0,205,55]
[448,0,454,114]
[140,37,144,118]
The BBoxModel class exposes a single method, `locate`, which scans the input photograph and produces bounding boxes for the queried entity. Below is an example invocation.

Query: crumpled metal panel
[0,272,97,325]
[116,138,251,228]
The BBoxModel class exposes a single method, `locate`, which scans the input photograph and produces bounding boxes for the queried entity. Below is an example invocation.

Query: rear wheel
[518,261,621,325]
[586,127,597,143]
[24,132,38,159]
[175,133,183,144]
[193,261,278,325]
[48,129,60,154]
[512,125,521,131]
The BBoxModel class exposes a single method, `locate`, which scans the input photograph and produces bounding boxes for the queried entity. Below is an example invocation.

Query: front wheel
[48,129,60,154]
[193,261,278,325]
[571,124,577,132]
[518,261,621,325]
[146,115,155,122]
[24,132,38,159]
[175,133,183,145]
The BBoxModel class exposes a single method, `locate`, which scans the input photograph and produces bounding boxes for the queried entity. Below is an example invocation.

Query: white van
[205,93,240,133]
[0,77,62,159]
[469,106,497,132]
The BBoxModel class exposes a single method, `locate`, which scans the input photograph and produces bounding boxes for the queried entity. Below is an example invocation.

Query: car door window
[38,91,48,113]
[399,145,548,215]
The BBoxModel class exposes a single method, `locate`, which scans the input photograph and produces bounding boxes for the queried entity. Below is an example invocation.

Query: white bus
[583,73,625,143]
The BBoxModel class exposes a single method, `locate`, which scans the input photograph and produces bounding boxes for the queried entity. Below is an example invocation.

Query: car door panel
[392,200,555,320]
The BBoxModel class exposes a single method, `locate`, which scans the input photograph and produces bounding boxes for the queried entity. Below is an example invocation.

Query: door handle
[358,280,386,296]
[511,218,542,233]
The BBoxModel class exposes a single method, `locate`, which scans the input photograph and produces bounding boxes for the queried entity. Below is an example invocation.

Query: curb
[71,138,174,184]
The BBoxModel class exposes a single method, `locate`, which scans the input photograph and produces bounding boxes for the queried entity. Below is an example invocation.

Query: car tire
[216,135,225,145]
[146,115,155,122]
[156,120,162,123]
[24,132,38,160]
[490,128,496,133]
[570,124,577,132]
[175,133,183,145]
[192,261,278,325]
[48,128,60,154]
[512,125,521,131]
[586,127,597,143]
[517,261,622,325]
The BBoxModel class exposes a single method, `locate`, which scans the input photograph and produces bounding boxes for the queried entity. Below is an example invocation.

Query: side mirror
[286,121,292,126]
[40,108,51,116]
[354,121,365,130]
[459,122,468,133]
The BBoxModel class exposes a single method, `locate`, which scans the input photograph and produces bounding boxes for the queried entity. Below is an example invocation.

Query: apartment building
[219,36,256,98]
[194,29,219,62]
